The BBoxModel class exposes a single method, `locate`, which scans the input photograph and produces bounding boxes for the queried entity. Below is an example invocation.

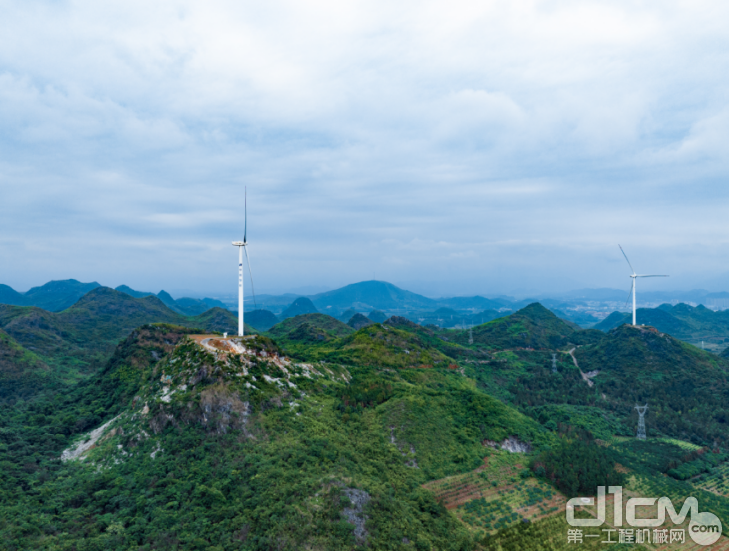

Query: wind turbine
[232,189,256,337]
[618,245,668,326]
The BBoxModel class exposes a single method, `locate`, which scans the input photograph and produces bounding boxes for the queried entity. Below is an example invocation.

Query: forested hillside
[3,300,729,549]
[596,302,729,353]
[0,289,251,398]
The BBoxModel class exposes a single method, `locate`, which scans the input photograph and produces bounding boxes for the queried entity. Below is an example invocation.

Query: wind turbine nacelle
[232,241,246,246]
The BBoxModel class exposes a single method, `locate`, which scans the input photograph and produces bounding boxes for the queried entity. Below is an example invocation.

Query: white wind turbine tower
[232,189,256,337]
[619,245,668,326]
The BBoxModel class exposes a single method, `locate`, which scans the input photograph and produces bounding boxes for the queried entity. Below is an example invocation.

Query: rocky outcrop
[199,385,251,434]
[342,488,371,545]
[483,436,532,453]
[61,415,122,461]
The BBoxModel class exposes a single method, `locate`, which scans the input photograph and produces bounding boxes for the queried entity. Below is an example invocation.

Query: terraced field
[656,438,703,452]
[423,450,567,535]
[424,443,729,549]
[423,451,525,509]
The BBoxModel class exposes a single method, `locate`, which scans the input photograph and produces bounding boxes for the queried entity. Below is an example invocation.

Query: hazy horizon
[6,276,729,304]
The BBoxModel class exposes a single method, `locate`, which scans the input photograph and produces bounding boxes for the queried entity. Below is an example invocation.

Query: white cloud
[1,0,729,294]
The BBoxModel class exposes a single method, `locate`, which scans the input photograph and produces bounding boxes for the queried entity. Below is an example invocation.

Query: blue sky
[2,0,729,297]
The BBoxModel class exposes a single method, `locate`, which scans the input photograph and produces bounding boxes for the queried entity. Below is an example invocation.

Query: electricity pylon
[635,404,648,440]
[552,353,557,373]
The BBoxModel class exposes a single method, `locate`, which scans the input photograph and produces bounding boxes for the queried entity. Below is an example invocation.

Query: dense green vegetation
[0,328,51,403]
[596,302,729,353]
[575,324,729,445]
[0,324,548,550]
[532,438,624,497]
[268,313,354,341]
[4,290,729,549]
[0,288,251,395]
[450,304,602,350]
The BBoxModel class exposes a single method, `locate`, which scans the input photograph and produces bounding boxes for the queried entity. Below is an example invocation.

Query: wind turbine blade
[244,247,257,309]
[244,187,247,243]
[618,244,636,274]
[636,275,669,278]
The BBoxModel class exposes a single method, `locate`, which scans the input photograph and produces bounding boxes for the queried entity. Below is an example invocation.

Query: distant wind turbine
[232,189,256,337]
[619,245,668,326]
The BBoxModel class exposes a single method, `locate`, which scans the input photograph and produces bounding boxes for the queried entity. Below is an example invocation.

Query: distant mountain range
[113,286,227,316]
[0,280,101,311]
[8,279,729,344]
[0,280,226,316]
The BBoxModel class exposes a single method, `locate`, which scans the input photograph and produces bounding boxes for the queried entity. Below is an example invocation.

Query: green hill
[114,284,153,298]
[323,324,454,368]
[269,313,354,341]
[367,309,388,323]
[0,289,247,389]
[517,324,729,445]
[347,312,374,329]
[269,317,455,368]
[338,307,357,322]
[383,316,477,360]
[280,297,318,319]
[7,304,729,548]
[23,279,102,311]
[0,323,554,550]
[311,280,437,310]
[593,307,692,334]
[1,279,104,311]
[0,284,28,306]
[594,310,629,330]
[115,285,229,316]
[174,297,216,316]
[452,303,601,350]
[0,328,52,403]
[189,307,256,335]
[595,303,729,352]
[243,309,279,331]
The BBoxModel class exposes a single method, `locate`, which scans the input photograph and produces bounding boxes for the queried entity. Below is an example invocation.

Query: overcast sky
[2,0,729,298]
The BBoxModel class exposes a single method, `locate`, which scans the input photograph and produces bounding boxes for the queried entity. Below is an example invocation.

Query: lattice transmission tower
[635,404,648,440]
[552,354,558,373]
[469,326,473,345]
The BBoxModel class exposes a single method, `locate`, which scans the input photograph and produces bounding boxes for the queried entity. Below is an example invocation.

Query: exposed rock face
[199,385,251,434]
[149,410,176,434]
[483,436,532,453]
[500,436,532,453]
[389,426,419,468]
[61,415,122,461]
[342,488,371,545]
